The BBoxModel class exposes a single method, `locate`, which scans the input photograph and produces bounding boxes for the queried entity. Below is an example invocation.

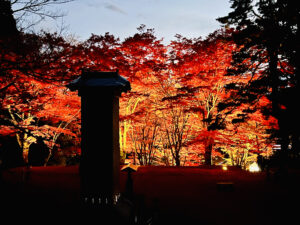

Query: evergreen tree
[217,0,300,162]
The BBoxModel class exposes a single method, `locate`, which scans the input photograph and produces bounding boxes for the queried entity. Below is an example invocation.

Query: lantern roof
[67,70,131,93]
[121,163,139,172]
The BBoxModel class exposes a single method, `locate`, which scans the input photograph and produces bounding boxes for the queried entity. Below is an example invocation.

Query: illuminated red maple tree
[0,25,279,167]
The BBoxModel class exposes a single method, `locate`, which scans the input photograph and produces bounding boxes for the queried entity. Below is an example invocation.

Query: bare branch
[10,0,74,30]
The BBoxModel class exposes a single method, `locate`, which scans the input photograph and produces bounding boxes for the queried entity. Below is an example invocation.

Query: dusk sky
[33,0,232,44]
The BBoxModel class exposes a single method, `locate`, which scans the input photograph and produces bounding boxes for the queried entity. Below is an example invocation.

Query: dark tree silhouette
[217,0,300,164]
[0,0,18,37]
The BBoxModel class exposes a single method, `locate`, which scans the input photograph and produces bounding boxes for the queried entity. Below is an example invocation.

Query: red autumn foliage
[0,27,279,167]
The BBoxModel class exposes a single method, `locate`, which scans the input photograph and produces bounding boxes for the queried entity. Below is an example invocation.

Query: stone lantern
[67,70,131,206]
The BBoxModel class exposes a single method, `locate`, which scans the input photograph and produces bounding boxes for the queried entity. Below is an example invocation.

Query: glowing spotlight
[249,162,260,172]
[222,165,228,171]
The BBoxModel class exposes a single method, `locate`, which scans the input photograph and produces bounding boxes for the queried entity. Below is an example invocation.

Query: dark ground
[1,165,300,225]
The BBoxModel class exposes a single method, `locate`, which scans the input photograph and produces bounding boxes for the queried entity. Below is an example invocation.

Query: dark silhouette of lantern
[121,164,138,200]
[67,70,130,206]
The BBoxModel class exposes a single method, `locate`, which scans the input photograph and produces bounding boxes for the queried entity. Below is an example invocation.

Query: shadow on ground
[1,165,299,225]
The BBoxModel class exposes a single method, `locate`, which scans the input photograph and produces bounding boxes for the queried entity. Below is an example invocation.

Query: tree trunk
[22,144,30,165]
[269,48,280,120]
[0,0,18,37]
[204,143,212,165]
[293,18,300,155]
[175,157,180,167]
[269,47,288,169]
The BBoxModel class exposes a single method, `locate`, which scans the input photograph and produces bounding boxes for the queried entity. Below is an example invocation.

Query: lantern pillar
[67,70,131,206]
